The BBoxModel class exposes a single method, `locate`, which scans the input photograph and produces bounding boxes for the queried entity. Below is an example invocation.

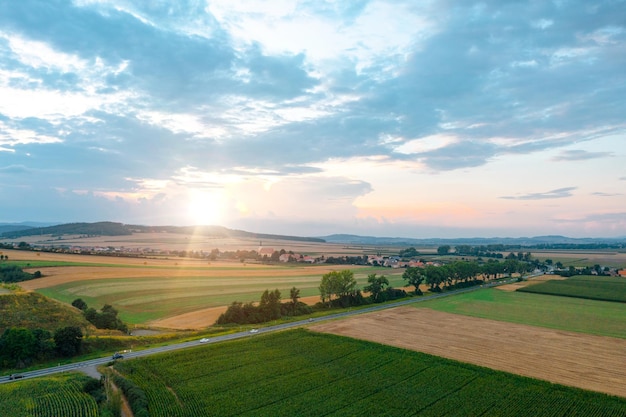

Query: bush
[382,288,407,302]
[72,298,88,311]
[83,304,128,333]
[0,265,37,283]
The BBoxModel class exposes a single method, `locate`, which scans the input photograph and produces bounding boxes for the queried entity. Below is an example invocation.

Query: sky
[0,0,625,239]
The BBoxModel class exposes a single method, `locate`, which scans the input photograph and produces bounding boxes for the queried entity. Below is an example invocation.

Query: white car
[249,329,259,333]
[199,338,210,343]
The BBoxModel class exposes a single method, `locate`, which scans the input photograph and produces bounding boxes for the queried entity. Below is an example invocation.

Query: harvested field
[496,274,565,292]
[148,305,228,329]
[532,250,626,268]
[148,295,323,329]
[17,264,331,290]
[311,307,626,398]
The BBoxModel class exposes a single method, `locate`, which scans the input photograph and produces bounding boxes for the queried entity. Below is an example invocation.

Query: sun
[187,190,224,226]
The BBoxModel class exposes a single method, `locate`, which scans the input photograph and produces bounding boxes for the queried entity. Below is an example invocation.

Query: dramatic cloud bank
[1,0,624,238]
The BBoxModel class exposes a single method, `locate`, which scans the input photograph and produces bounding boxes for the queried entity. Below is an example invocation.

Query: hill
[1,222,325,243]
[0,289,93,333]
[0,222,58,234]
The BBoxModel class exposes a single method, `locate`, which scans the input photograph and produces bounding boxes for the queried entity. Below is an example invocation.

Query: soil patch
[311,307,626,398]
[148,306,228,329]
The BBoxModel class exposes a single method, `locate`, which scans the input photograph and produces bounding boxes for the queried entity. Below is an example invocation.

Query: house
[258,247,275,257]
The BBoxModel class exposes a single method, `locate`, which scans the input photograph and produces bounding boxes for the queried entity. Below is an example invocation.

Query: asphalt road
[0,276,526,384]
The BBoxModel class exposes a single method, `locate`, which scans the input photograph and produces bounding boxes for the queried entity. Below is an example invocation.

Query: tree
[424,265,445,291]
[437,245,451,255]
[83,304,128,333]
[32,329,55,360]
[503,259,520,277]
[363,274,389,302]
[72,298,88,311]
[289,287,300,311]
[402,267,425,294]
[319,270,357,305]
[452,261,480,283]
[398,247,419,258]
[259,289,281,321]
[54,326,83,357]
[0,328,37,367]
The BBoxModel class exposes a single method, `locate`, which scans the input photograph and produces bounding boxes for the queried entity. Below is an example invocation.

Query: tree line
[403,259,534,293]
[0,326,83,369]
[217,257,537,326]
[217,287,313,325]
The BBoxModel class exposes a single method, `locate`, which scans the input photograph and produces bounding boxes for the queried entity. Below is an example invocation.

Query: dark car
[112,353,124,360]
[9,374,24,380]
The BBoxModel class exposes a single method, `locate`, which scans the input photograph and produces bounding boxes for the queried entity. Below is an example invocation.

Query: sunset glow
[0,1,624,238]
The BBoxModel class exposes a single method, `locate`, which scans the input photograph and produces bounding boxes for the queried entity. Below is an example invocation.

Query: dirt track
[311,307,626,398]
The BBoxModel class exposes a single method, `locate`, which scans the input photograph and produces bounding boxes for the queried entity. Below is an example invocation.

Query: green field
[412,288,626,338]
[0,373,99,417]
[112,329,626,416]
[517,275,626,303]
[36,266,406,324]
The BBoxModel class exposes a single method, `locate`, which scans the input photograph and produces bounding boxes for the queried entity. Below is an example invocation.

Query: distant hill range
[0,221,325,243]
[320,234,626,247]
[0,222,57,234]
[1,221,624,247]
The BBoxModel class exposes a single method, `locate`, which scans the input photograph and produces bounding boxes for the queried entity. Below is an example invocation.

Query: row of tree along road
[216,257,537,325]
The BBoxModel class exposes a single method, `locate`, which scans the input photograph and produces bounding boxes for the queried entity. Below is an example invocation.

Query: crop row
[0,374,99,417]
[114,329,626,416]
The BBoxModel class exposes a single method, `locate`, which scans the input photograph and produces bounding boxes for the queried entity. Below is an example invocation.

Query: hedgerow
[110,373,149,417]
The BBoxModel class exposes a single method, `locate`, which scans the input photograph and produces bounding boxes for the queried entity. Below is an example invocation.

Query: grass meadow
[412,288,626,339]
[112,329,626,416]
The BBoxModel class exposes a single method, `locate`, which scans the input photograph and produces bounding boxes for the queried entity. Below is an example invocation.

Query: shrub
[0,265,36,283]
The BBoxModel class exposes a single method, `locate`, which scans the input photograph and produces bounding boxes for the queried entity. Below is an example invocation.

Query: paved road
[0,276,527,384]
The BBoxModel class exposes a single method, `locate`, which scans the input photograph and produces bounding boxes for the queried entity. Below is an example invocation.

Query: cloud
[412,140,498,171]
[0,164,32,174]
[501,187,577,200]
[552,150,614,161]
[0,0,625,237]
[591,192,622,197]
